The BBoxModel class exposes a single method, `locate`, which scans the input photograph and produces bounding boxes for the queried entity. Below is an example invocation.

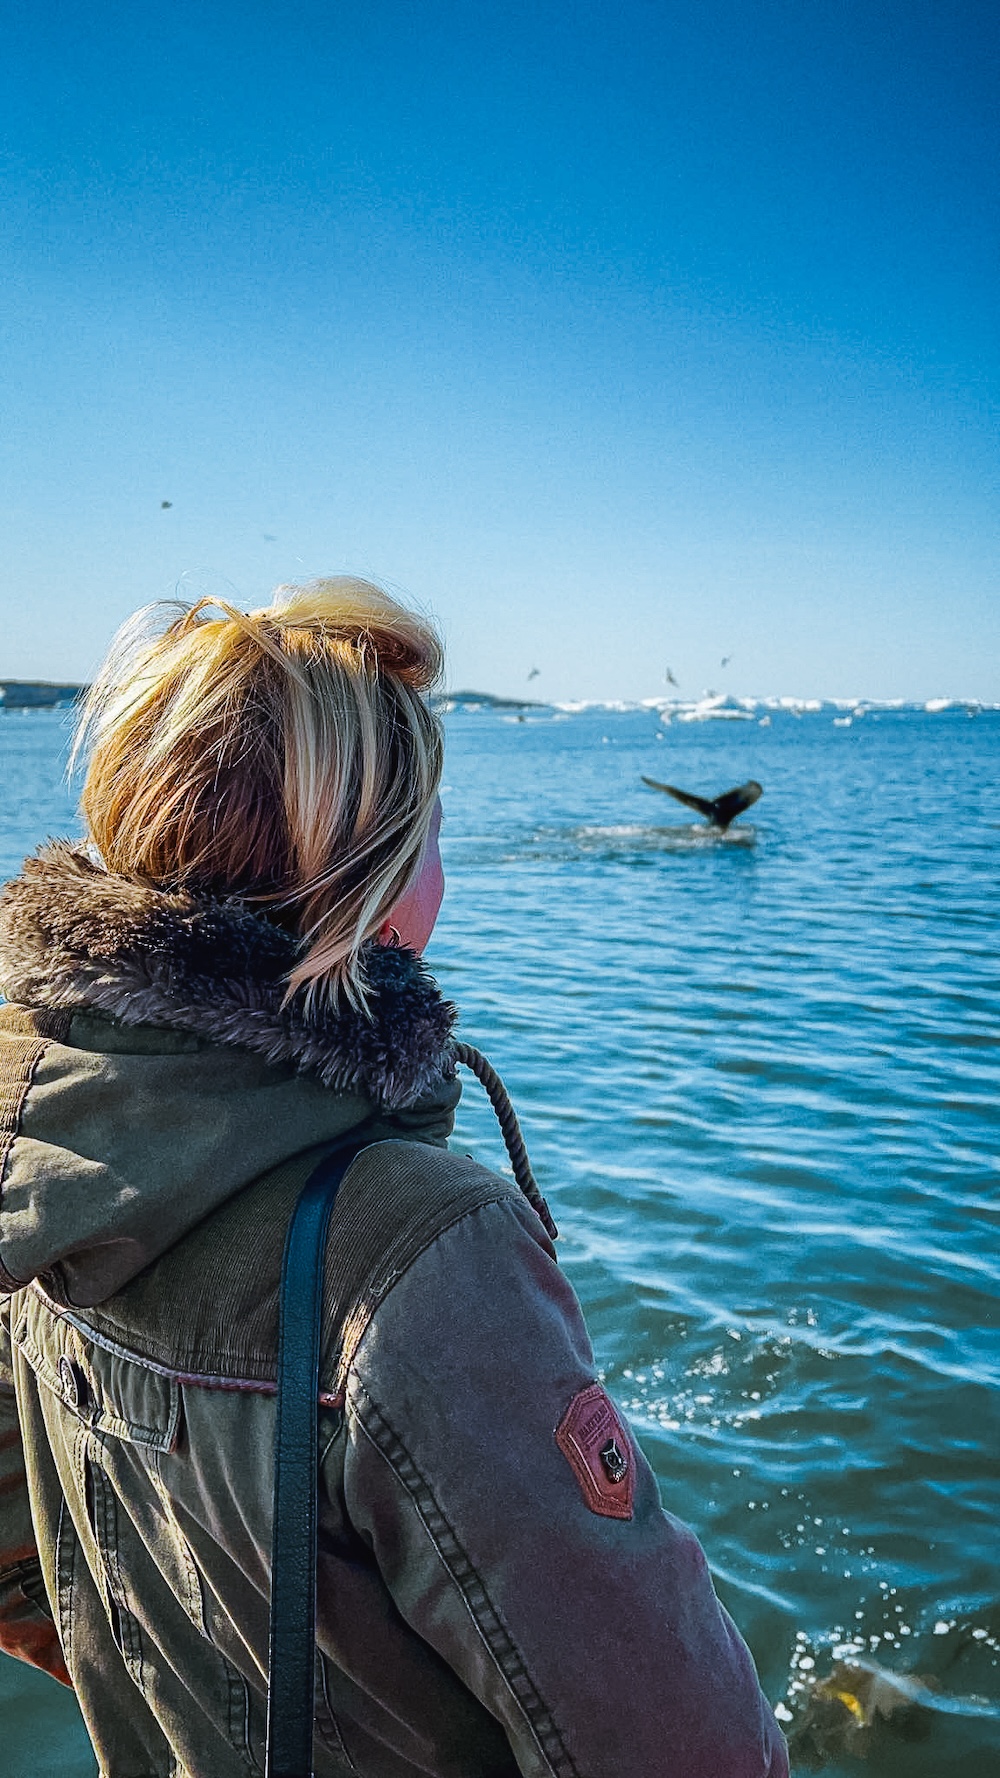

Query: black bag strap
[264,1140,371,1778]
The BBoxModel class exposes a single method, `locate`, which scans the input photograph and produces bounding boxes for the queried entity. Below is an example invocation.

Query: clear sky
[2,1,997,701]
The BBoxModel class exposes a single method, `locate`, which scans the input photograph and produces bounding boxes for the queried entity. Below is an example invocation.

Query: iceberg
[669,693,755,724]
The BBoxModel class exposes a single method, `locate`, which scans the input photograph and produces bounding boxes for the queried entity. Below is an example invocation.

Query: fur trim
[0,844,457,1110]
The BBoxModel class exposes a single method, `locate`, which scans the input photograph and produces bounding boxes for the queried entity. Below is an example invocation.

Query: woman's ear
[384,800,444,952]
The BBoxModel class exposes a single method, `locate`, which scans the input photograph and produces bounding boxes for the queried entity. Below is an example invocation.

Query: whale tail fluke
[641,777,762,829]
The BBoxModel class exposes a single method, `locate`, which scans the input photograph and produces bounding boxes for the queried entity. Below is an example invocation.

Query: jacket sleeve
[341,1195,788,1778]
[0,1300,73,1687]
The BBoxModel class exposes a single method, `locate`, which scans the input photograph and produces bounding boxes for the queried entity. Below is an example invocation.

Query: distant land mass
[441,688,545,710]
[1,683,991,718]
[0,681,542,714]
[0,682,541,713]
[0,680,86,709]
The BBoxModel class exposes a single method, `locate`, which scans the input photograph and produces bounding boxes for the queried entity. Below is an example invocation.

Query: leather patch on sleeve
[555,1383,635,1520]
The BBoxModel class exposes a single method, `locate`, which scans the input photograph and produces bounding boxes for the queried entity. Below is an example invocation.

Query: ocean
[1,701,998,1777]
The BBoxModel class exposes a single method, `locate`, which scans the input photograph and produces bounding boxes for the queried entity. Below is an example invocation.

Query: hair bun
[361,619,439,688]
[268,578,443,692]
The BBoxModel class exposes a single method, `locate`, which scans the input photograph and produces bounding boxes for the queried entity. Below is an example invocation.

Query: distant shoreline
[435,691,996,717]
[1,681,994,716]
[438,689,546,710]
[0,681,87,709]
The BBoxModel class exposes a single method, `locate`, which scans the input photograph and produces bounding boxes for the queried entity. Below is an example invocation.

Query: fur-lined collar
[0,844,457,1110]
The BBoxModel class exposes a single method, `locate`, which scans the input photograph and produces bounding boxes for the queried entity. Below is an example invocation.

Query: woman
[0,579,787,1777]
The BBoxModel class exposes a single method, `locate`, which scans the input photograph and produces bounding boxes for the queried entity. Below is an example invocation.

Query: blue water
[1,704,998,1776]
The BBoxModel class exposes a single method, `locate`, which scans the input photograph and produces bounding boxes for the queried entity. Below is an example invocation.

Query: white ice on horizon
[446,693,995,716]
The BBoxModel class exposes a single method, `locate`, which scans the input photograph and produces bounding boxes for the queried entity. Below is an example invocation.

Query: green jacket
[0,845,787,1777]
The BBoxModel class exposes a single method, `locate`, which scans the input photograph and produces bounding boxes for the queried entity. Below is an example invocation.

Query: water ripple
[435,706,1000,1776]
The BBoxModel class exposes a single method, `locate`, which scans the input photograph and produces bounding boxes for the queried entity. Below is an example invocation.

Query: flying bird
[160,500,172,509]
[527,667,540,681]
[720,654,732,668]
[664,667,678,687]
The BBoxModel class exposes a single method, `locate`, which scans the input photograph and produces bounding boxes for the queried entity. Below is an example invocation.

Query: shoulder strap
[264,1126,544,1775]
[265,1138,372,1778]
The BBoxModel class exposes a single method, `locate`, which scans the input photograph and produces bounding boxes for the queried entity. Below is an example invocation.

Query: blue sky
[2,0,997,700]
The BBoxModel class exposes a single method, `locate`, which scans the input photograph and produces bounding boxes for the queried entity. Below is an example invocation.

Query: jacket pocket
[18,1293,266,1772]
[13,1288,181,1453]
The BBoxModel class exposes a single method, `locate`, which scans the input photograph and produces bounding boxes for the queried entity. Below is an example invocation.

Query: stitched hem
[0,1008,71,1190]
[350,1376,580,1778]
[28,1288,342,1404]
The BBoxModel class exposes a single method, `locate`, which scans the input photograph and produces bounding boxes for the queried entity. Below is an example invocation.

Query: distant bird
[641,777,762,830]
[527,667,540,681]
[720,654,732,668]
[263,533,277,542]
[665,666,678,687]
[160,500,172,509]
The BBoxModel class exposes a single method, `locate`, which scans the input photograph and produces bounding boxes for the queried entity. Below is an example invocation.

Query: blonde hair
[74,578,444,1012]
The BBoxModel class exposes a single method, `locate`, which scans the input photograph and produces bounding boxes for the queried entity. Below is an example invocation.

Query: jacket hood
[0,845,461,1306]
[0,843,457,1109]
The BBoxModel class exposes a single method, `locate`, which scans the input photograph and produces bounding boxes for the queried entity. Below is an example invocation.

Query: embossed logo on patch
[555,1383,635,1519]
[599,1437,629,1484]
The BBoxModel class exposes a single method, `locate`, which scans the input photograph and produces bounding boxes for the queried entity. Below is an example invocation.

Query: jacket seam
[333,1183,520,1393]
[55,1483,76,1674]
[0,1009,71,1196]
[25,1287,344,1403]
[349,1374,580,1778]
[87,1427,147,1685]
[316,1655,361,1772]
[0,1022,52,1289]
[74,1179,517,1392]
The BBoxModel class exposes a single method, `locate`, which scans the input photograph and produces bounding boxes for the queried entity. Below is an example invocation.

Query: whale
[641,777,762,829]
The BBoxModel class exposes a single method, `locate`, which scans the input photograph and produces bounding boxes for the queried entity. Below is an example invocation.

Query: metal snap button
[58,1356,88,1412]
